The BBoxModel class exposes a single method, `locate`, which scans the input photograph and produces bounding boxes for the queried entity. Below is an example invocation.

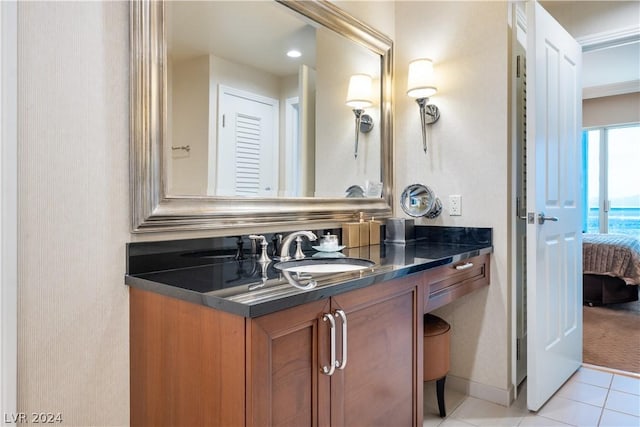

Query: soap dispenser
[342,214,361,248]
[369,216,381,245]
[358,212,370,246]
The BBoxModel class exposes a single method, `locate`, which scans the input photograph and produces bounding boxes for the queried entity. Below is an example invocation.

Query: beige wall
[169,56,210,195]
[334,0,395,38]
[394,1,511,392]
[18,2,130,425]
[326,0,394,197]
[583,92,640,128]
[314,26,382,197]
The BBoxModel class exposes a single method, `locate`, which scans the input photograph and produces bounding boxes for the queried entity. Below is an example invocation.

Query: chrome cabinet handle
[455,262,474,271]
[537,212,559,224]
[321,313,337,376]
[335,309,348,370]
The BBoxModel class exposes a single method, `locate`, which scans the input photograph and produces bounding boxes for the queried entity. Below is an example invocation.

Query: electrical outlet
[449,195,462,216]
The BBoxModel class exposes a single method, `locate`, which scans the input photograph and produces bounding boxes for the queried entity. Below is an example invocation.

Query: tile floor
[424,366,640,426]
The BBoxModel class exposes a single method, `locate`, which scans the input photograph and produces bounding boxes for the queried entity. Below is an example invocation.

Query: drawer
[424,254,490,312]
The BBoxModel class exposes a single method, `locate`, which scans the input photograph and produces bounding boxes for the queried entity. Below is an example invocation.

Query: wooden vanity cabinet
[132,256,495,427]
[248,274,425,427]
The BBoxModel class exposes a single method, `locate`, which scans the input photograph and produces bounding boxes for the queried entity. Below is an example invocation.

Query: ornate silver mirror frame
[130,0,394,233]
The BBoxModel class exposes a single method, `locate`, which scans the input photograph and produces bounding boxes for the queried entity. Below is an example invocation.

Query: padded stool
[423,314,451,417]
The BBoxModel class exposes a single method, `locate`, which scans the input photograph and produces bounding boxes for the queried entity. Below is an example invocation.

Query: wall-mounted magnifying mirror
[400,184,442,218]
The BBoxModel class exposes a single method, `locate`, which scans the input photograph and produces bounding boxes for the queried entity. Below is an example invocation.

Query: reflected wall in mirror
[131,0,393,232]
[166,1,381,198]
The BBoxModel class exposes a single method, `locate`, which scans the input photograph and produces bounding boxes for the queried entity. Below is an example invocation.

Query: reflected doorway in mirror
[216,86,279,197]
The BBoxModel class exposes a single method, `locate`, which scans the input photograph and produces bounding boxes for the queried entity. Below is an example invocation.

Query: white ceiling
[167,1,316,77]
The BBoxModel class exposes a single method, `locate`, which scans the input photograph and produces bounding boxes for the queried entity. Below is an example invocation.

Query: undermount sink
[273,257,375,274]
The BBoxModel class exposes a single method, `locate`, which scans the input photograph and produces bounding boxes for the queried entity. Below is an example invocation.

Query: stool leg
[436,376,446,417]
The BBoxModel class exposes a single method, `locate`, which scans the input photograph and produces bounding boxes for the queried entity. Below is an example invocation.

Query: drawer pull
[455,262,474,271]
[321,313,337,376]
[335,309,348,370]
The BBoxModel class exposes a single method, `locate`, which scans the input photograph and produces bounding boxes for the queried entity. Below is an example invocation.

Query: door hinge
[222,114,226,128]
[516,197,527,220]
[516,55,521,78]
[516,338,521,361]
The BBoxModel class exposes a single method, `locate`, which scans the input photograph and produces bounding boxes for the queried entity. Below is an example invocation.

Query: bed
[582,233,640,306]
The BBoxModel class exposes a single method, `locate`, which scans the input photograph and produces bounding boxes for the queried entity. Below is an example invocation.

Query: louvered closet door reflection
[235,114,261,195]
[217,85,279,197]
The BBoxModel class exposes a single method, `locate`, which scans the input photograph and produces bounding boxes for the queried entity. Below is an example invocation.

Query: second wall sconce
[346,74,374,159]
[407,58,440,154]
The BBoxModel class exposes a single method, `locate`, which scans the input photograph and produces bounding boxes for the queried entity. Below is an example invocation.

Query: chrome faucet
[281,270,317,290]
[249,235,271,263]
[279,231,317,261]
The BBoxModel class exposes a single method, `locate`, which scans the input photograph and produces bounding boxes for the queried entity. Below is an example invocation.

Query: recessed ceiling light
[287,50,302,58]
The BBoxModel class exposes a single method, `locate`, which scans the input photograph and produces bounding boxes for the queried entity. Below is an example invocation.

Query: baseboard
[447,374,515,407]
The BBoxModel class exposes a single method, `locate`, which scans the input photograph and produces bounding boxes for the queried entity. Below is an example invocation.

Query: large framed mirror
[131,0,394,232]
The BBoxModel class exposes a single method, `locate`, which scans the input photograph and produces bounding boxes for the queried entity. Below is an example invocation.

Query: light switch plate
[449,195,462,216]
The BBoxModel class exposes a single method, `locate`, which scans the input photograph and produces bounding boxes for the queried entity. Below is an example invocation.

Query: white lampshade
[407,58,437,98]
[345,74,373,109]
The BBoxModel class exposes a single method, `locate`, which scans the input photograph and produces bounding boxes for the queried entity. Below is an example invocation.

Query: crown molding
[578,25,640,52]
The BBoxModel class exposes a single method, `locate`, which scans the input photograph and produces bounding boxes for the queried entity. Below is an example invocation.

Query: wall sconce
[407,58,440,154]
[345,74,374,159]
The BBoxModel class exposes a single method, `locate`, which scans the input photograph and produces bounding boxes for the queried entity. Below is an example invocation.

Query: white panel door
[217,85,279,197]
[526,1,582,411]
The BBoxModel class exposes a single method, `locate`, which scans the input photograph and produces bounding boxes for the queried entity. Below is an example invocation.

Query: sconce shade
[407,58,437,98]
[346,74,373,109]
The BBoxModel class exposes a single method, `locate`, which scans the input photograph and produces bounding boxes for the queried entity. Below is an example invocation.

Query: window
[583,124,640,238]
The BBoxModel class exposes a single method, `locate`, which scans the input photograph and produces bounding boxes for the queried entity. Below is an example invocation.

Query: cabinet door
[330,275,424,427]
[248,298,331,427]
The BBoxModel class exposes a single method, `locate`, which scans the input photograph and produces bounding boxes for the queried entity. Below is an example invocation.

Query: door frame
[509,2,528,395]
[0,0,18,419]
[284,96,300,197]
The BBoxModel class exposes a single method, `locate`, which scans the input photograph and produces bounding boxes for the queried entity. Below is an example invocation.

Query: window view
[584,124,640,238]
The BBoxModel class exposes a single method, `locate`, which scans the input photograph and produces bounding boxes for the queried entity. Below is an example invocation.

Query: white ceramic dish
[312,245,345,253]
[312,251,346,258]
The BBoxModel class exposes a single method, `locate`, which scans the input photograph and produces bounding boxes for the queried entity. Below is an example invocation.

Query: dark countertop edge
[125,245,493,318]
[125,275,254,316]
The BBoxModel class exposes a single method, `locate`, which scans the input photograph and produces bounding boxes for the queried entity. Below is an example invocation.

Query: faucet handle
[249,235,271,263]
[294,236,306,259]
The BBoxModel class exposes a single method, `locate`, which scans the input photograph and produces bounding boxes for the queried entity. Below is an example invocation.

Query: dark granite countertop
[125,226,493,318]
